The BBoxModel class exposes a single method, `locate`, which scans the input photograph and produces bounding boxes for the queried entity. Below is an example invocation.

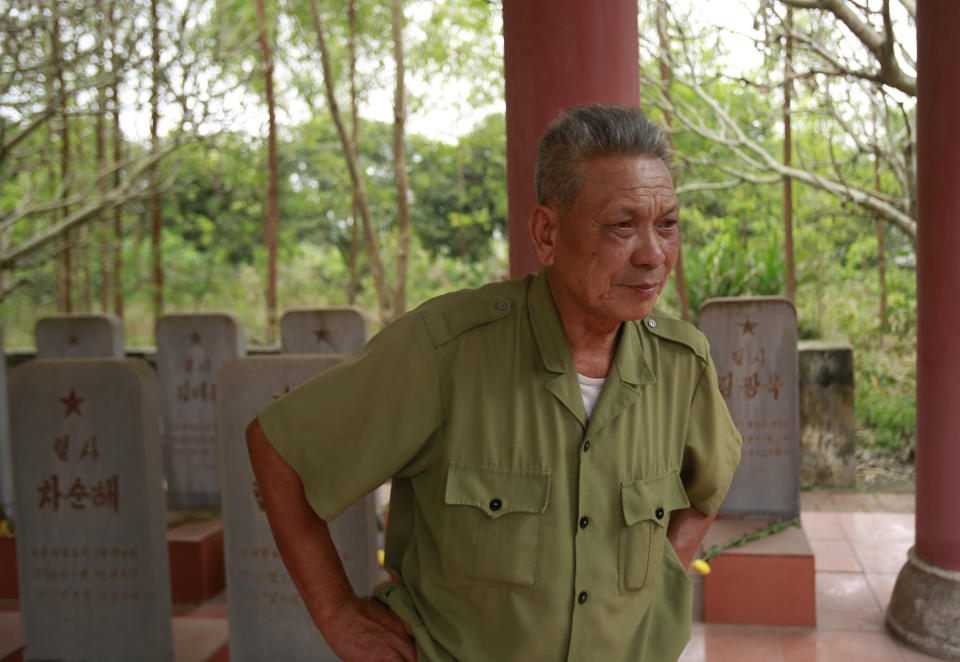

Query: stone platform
[1,515,226,605]
[168,518,226,605]
[702,516,817,627]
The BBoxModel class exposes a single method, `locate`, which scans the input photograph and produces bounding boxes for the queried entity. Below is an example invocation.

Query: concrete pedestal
[887,548,960,660]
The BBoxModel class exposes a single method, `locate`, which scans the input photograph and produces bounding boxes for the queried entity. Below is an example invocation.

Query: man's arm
[666,506,717,569]
[245,418,415,662]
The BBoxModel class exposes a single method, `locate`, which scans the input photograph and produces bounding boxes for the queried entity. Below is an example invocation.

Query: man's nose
[630,226,666,269]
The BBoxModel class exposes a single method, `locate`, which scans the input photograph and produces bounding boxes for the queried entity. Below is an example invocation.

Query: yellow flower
[0,520,12,539]
[378,549,385,567]
[691,559,711,575]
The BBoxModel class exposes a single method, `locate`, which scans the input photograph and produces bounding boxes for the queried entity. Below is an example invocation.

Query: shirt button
[489,498,503,512]
[496,299,509,311]
[647,318,657,328]
[655,507,665,520]
[579,516,589,529]
[577,591,588,604]
[583,441,591,453]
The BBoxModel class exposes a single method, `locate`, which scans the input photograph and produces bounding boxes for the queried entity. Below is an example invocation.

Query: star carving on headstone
[314,328,330,342]
[189,330,203,345]
[60,389,85,418]
[738,317,758,336]
[67,334,80,347]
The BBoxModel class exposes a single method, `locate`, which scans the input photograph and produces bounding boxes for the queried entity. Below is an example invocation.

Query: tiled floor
[680,491,943,661]
[2,491,947,661]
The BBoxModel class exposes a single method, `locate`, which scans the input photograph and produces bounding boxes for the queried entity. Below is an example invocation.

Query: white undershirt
[577,373,607,420]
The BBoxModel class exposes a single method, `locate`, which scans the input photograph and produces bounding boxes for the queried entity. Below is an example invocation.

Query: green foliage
[856,347,915,454]
[679,223,785,321]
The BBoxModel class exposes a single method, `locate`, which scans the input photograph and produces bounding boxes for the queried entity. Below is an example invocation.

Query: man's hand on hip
[322,595,417,662]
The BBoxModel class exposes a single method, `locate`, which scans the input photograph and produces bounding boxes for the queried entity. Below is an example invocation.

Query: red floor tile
[801,512,846,541]
[898,639,952,661]
[828,493,883,512]
[779,629,907,662]
[816,572,877,611]
[865,573,899,611]
[688,624,784,662]
[851,539,912,573]
[816,607,886,632]
[875,494,915,514]
[810,540,863,572]
[838,513,914,543]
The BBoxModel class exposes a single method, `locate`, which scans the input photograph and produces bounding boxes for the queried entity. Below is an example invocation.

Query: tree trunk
[782,7,797,304]
[255,0,279,344]
[110,0,124,319]
[390,0,410,317]
[347,0,360,305]
[97,0,111,313]
[51,4,73,313]
[150,0,163,322]
[875,153,887,330]
[657,0,690,322]
[309,0,392,324]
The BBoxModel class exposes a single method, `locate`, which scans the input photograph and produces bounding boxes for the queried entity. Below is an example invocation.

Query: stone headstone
[280,307,369,355]
[9,359,173,661]
[0,327,12,522]
[35,313,124,359]
[699,297,800,518]
[216,356,379,661]
[798,340,856,488]
[157,313,246,508]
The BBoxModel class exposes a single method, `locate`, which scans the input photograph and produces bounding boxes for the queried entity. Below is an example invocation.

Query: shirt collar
[527,268,655,386]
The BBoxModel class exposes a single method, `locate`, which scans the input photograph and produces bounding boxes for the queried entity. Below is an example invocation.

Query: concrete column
[503,0,639,277]
[886,1,960,658]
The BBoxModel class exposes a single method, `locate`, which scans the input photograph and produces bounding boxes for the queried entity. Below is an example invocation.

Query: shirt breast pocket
[441,462,551,588]
[619,470,690,594]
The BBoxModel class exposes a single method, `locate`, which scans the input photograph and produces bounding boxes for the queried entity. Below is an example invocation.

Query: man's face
[540,156,680,328]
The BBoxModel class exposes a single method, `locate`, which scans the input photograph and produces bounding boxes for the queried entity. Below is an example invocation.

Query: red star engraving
[738,317,758,336]
[189,330,203,345]
[60,390,85,418]
[314,328,330,342]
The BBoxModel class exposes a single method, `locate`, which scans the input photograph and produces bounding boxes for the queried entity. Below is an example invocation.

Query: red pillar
[886,1,960,657]
[913,0,960,575]
[503,0,639,277]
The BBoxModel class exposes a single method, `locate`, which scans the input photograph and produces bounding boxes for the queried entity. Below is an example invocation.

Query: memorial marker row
[9,309,375,659]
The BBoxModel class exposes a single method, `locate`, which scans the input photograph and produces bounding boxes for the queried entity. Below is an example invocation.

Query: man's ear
[528,204,559,266]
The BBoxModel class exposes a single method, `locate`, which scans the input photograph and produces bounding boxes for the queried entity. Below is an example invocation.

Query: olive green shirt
[259,270,742,662]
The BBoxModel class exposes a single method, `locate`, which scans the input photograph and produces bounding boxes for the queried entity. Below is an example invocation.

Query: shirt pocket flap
[445,463,551,520]
[621,471,691,529]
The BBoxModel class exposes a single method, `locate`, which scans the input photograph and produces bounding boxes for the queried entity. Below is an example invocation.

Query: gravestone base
[0,524,225,605]
[702,517,816,627]
[0,539,16,599]
[168,518,225,604]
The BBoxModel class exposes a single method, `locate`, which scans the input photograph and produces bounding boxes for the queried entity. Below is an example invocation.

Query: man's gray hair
[534,105,673,212]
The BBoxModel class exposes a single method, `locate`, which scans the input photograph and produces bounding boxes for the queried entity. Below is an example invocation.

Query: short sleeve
[680,353,742,515]
[257,314,444,521]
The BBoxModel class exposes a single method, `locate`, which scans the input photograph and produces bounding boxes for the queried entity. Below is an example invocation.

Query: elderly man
[246,105,742,661]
